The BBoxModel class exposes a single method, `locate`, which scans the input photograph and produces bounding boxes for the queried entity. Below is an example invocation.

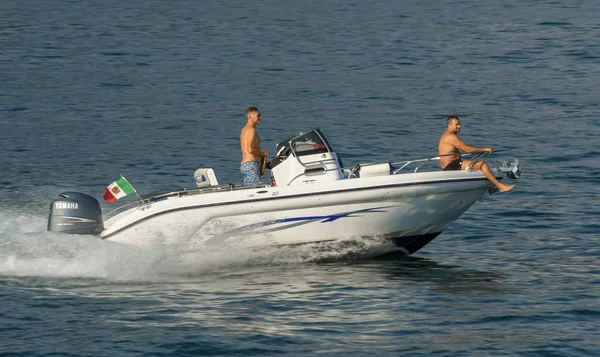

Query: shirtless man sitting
[240,106,268,186]
[438,115,514,192]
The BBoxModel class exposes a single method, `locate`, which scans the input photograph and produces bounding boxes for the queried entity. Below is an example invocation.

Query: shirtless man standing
[438,115,514,192]
[240,106,268,186]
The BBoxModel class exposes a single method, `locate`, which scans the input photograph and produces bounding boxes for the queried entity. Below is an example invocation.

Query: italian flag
[103,176,135,204]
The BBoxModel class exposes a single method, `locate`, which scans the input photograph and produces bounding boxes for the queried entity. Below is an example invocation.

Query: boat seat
[358,163,391,178]
[194,168,219,188]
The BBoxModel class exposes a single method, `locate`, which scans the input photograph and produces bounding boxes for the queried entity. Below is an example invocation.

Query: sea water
[1,0,599,356]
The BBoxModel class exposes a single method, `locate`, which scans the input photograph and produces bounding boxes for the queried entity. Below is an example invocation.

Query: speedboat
[48,128,521,255]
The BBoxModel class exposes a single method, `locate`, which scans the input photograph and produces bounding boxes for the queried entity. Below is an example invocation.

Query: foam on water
[0,210,398,283]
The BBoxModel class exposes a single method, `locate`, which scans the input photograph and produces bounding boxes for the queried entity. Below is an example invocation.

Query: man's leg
[241,161,262,186]
[248,162,262,185]
[464,160,515,192]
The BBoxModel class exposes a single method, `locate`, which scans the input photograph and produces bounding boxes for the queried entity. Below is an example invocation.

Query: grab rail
[102,183,242,220]
[284,151,493,185]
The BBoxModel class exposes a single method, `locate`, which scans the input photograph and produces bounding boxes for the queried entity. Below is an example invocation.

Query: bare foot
[498,184,515,192]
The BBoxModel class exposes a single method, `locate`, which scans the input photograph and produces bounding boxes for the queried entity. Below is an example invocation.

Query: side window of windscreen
[292,132,329,156]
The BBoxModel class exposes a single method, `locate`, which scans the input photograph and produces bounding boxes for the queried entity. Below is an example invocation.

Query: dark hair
[447,115,459,126]
[246,106,260,116]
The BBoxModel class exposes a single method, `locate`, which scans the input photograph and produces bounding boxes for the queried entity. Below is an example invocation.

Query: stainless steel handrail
[102,183,250,220]
[285,151,493,185]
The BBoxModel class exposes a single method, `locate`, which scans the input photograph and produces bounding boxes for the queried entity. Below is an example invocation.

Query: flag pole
[120,175,146,205]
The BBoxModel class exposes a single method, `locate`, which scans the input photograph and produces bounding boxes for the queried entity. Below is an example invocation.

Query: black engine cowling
[48,192,104,235]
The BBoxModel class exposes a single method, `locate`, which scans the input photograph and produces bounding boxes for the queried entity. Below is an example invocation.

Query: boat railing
[103,200,143,220]
[285,151,493,185]
[102,182,265,220]
[390,151,491,174]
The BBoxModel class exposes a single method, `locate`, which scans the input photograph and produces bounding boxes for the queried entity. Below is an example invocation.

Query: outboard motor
[48,192,103,235]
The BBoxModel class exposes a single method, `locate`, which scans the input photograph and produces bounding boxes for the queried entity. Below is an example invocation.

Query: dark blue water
[1,0,599,356]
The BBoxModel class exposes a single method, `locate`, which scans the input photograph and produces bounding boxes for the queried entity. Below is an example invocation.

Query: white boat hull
[101,171,493,255]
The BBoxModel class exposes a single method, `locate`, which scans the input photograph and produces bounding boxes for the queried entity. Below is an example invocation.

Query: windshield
[290,130,330,156]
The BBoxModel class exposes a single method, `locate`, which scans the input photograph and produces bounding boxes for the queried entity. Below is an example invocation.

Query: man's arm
[449,135,493,153]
